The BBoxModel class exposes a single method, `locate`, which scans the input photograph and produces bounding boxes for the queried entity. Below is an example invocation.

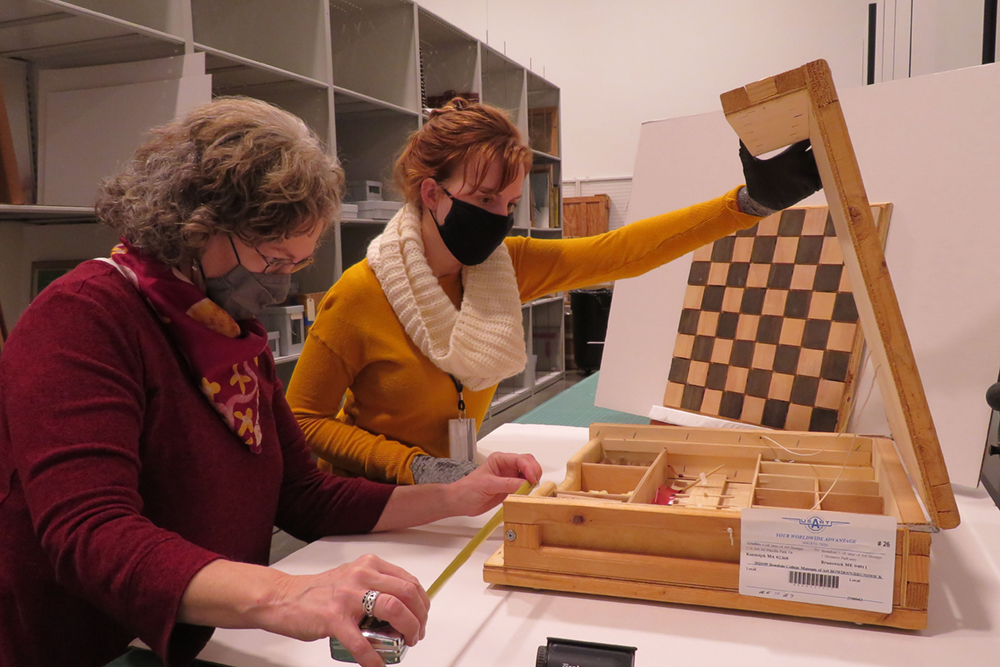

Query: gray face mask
[202,236,293,320]
[203,264,290,321]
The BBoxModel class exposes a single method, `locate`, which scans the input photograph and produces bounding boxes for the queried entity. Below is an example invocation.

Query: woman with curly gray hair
[0,96,540,667]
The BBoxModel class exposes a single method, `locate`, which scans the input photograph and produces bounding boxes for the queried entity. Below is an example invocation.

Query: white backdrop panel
[596,62,1000,488]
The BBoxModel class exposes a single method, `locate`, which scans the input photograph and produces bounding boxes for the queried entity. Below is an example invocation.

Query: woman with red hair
[287,97,820,485]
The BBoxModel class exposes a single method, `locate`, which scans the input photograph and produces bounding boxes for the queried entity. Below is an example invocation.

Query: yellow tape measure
[427,480,533,599]
[331,480,534,663]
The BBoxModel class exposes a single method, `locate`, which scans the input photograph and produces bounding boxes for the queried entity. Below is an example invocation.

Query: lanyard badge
[447,375,477,462]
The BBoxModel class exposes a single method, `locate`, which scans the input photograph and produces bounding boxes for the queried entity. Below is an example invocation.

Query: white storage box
[266,331,280,356]
[358,200,403,220]
[340,203,358,220]
[259,305,305,357]
[346,180,383,202]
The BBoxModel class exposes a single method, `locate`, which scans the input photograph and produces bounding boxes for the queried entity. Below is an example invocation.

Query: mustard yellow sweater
[286,188,760,483]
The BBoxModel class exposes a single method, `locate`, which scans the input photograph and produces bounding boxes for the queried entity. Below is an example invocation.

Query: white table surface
[198,423,1000,667]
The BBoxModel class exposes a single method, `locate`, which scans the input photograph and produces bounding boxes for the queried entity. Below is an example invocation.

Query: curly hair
[393,97,532,207]
[96,96,344,266]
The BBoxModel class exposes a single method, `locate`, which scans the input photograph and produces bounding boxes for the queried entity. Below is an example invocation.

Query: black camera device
[536,637,636,667]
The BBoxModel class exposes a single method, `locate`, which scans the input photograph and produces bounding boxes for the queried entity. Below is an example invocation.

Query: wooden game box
[485,423,939,630]
[483,59,959,630]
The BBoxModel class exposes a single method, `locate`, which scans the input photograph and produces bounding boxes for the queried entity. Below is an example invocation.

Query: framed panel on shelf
[529,157,561,230]
[527,107,557,157]
[30,259,85,300]
[0,57,29,204]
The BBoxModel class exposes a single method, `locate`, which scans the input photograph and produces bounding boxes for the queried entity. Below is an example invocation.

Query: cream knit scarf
[367,203,526,391]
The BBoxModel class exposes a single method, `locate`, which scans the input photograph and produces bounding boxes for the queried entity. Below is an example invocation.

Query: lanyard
[448,374,467,419]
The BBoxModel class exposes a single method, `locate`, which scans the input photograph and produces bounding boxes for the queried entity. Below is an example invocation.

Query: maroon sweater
[0,262,396,667]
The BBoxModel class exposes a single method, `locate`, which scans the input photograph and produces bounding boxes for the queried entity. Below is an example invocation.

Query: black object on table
[536,637,636,667]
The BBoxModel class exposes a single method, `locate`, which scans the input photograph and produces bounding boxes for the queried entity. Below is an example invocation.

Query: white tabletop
[198,423,1000,667]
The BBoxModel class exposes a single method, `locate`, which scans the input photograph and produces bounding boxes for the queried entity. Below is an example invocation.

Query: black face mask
[429,184,515,266]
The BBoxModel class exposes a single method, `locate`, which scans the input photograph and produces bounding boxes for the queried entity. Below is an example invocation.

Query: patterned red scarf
[106,242,268,453]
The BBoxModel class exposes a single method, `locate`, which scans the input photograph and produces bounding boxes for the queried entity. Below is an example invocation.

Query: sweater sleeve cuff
[124,535,222,662]
[725,185,770,228]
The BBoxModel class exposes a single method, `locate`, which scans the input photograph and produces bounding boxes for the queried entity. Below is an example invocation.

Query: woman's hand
[373,451,542,531]
[179,556,429,667]
[445,451,542,517]
[256,554,429,667]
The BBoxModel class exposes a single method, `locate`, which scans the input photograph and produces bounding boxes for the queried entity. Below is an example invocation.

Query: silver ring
[362,589,380,617]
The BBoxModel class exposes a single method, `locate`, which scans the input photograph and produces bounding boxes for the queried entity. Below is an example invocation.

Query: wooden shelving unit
[0,0,564,403]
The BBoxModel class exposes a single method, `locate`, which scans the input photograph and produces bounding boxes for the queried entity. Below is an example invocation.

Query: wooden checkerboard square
[663,204,891,431]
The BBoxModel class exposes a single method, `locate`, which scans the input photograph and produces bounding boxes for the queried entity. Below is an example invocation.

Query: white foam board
[597,62,1000,487]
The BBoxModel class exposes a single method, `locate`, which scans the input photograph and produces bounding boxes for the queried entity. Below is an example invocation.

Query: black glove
[739,139,822,211]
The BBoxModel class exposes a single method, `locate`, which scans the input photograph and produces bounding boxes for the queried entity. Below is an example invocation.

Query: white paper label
[739,508,897,613]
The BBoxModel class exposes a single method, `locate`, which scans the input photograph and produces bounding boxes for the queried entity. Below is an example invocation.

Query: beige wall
[417,0,990,181]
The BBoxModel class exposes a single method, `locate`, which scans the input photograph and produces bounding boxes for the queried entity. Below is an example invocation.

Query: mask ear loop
[427,182,453,228]
[438,182,455,200]
[228,235,245,267]
[196,235,242,287]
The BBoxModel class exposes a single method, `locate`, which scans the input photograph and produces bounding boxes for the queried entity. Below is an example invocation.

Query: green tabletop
[514,371,649,427]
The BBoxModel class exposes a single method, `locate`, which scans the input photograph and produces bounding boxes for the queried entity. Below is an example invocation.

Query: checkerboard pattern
[663,205,889,432]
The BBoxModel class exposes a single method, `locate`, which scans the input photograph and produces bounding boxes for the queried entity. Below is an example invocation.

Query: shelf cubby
[338,219,387,274]
[531,297,564,385]
[192,0,331,84]
[204,53,333,147]
[527,70,559,157]
[335,107,419,194]
[328,0,420,113]
[0,0,185,69]
[2,0,563,408]
[481,45,525,129]
[417,7,479,108]
[530,152,560,230]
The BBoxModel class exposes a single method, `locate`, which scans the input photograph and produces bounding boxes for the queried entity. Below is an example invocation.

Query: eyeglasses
[229,236,315,274]
[250,246,315,274]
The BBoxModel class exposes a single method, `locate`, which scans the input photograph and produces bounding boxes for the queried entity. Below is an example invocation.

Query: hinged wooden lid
[720,60,959,530]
